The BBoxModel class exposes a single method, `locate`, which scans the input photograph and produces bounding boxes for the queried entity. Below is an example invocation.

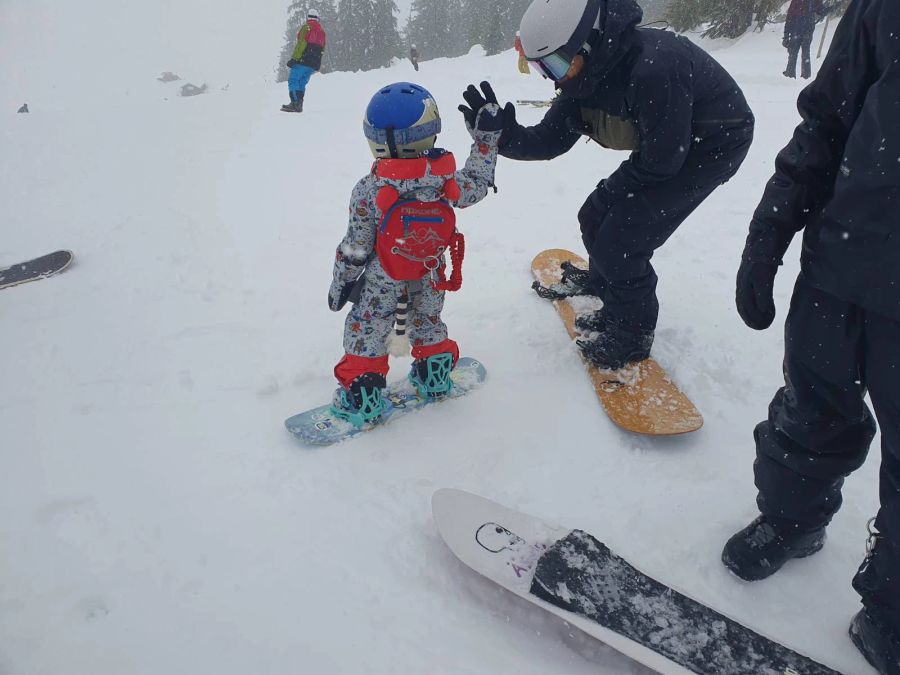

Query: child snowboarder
[326,82,503,427]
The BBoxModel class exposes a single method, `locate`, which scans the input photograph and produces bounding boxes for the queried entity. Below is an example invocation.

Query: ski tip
[432,488,475,525]
[432,487,461,513]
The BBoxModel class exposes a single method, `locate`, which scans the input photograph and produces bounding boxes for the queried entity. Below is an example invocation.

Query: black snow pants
[785,32,814,79]
[754,274,900,626]
[585,126,753,332]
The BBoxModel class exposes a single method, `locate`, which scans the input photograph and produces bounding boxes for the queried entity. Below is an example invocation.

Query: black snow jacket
[500,0,754,206]
[745,0,900,320]
[784,0,826,40]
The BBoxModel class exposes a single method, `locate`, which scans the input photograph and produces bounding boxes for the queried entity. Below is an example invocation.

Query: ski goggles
[363,117,442,148]
[525,0,601,82]
[530,50,580,82]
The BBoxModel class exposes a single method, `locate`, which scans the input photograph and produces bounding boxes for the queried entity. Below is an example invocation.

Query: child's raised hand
[458,81,499,127]
[459,81,516,141]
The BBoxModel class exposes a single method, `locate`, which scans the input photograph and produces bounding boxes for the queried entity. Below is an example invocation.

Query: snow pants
[288,64,315,95]
[334,259,458,388]
[785,32,813,79]
[754,275,900,626]
[585,124,753,332]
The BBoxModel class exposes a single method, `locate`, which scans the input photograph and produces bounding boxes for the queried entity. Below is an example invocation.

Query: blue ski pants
[288,65,315,94]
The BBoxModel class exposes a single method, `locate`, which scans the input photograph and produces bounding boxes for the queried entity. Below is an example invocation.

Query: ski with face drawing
[433,489,842,675]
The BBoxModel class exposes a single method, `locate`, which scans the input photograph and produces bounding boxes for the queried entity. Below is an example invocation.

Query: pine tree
[665,0,705,32]
[369,0,402,68]
[460,0,530,55]
[405,0,465,61]
[666,0,784,38]
[333,0,401,71]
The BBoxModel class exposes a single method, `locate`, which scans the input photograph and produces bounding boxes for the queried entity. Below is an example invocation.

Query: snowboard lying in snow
[285,357,487,446]
[531,249,702,435]
[0,250,73,290]
[433,488,842,675]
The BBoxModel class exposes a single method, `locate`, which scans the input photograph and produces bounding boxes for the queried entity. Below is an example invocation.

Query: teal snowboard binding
[331,373,387,428]
[409,353,455,398]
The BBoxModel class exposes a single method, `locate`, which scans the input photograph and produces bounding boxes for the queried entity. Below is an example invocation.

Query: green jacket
[291,23,311,61]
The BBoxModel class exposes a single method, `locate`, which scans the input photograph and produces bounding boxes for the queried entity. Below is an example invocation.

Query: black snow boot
[574,307,609,334]
[533,261,597,300]
[850,605,900,675]
[294,91,304,112]
[721,515,826,581]
[331,372,387,428]
[576,319,653,370]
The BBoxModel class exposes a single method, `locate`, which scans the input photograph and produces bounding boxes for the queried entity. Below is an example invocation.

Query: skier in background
[282,8,326,113]
[723,0,900,671]
[782,0,828,79]
[409,45,420,71]
[514,31,530,74]
[460,0,754,371]
[326,82,503,427]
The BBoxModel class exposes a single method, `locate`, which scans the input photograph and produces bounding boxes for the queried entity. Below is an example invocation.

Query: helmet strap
[386,127,398,159]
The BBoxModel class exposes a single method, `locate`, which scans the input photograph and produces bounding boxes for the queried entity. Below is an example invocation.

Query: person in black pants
[724,0,900,671]
[782,0,827,79]
[459,0,754,370]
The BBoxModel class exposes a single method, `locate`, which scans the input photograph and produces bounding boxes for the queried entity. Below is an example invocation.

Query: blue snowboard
[285,357,487,446]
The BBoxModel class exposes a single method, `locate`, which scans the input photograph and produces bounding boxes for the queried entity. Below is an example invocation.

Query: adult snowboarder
[460,0,754,370]
[282,8,326,113]
[409,45,420,72]
[723,0,900,672]
[326,82,503,427]
[783,0,828,79]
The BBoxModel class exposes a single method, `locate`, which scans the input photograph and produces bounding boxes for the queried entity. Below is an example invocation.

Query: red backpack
[305,20,326,48]
[373,152,465,290]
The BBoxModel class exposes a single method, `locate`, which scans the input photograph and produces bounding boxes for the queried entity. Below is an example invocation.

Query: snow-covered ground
[1,5,879,674]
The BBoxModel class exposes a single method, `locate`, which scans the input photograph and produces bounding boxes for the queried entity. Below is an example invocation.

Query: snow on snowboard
[285,357,487,446]
[532,249,702,435]
[0,250,73,290]
[433,488,842,675]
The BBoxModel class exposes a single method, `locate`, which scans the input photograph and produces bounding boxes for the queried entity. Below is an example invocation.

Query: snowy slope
[0,6,879,675]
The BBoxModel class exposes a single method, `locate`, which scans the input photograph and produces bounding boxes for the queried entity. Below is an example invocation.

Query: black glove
[286,59,297,68]
[735,260,779,330]
[328,273,365,312]
[578,186,611,252]
[472,104,505,133]
[459,82,517,142]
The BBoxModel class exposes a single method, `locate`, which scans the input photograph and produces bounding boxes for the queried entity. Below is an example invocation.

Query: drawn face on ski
[476,522,527,553]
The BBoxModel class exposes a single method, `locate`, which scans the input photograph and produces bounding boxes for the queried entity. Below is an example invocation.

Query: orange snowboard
[532,249,703,436]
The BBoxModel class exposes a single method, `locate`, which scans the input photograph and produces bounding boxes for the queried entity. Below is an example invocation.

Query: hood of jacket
[560,0,643,95]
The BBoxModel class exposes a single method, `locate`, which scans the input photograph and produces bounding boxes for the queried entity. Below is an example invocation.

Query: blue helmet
[363,82,441,159]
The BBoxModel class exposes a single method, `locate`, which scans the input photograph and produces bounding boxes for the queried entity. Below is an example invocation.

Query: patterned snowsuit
[330,128,500,389]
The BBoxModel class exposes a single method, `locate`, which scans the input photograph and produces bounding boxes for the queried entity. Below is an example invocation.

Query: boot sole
[850,611,900,674]
[721,535,826,582]
[849,617,889,674]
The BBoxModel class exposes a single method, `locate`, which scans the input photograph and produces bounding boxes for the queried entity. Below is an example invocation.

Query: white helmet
[307,8,319,19]
[519,0,602,80]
